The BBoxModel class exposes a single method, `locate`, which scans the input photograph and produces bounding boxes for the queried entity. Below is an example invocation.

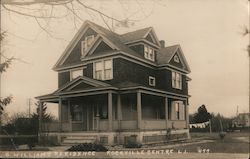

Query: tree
[210,113,233,132]
[0,32,13,131]
[32,101,54,122]
[1,0,160,35]
[193,104,212,123]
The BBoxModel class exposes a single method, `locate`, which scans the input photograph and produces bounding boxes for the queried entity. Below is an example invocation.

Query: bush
[39,135,59,146]
[67,143,108,152]
[219,132,226,140]
[124,140,142,148]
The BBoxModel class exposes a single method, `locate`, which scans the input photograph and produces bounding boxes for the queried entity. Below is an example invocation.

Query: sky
[1,0,249,118]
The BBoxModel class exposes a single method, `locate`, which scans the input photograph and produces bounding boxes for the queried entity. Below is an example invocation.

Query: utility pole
[248,0,250,120]
[209,119,212,133]
[236,105,239,117]
[28,98,32,118]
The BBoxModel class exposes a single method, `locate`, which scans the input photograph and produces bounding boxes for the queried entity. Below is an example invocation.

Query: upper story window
[144,45,155,61]
[149,76,156,86]
[172,71,182,89]
[70,68,83,80]
[81,35,95,56]
[93,59,113,80]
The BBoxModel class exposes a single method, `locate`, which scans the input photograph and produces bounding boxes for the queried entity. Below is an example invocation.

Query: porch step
[62,135,97,145]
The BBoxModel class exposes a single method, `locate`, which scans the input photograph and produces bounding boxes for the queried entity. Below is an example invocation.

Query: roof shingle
[157,45,179,65]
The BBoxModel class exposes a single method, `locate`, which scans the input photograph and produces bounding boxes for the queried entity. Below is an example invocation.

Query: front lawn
[174,132,249,153]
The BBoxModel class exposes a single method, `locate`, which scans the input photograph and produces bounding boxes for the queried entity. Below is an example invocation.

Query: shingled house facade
[36,20,191,145]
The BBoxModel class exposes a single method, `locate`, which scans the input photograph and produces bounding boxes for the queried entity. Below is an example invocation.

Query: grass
[174,132,249,153]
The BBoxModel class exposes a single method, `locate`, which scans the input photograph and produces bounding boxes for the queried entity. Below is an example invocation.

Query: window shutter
[171,102,176,120]
[179,102,185,120]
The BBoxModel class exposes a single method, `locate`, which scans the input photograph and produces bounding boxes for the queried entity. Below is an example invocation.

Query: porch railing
[41,122,72,132]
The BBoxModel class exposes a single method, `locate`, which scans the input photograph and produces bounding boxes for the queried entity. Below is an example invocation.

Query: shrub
[67,143,108,152]
[219,132,226,140]
[124,140,142,148]
[39,135,59,146]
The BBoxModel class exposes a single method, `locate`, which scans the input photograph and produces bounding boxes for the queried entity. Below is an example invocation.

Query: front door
[86,105,98,131]
[70,102,98,131]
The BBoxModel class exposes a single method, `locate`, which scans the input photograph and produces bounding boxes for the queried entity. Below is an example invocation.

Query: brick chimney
[159,40,165,48]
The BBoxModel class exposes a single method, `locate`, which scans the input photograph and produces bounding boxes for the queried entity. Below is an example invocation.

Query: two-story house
[36,20,191,145]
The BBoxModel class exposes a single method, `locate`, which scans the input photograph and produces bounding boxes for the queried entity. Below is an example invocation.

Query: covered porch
[38,89,189,133]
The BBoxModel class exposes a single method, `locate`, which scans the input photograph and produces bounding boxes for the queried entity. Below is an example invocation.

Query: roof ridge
[120,27,152,36]
[164,44,180,48]
[87,20,120,36]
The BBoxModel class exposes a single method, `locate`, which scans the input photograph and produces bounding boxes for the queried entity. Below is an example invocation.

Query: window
[144,45,155,61]
[70,69,83,80]
[172,71,182,89]
[172,101,185,120]
[81,35,95,56]
[100,105,108,119]
[93,59,113,80]
[71,105,82,121]
[174,55,180,63]
[149,76,156,86]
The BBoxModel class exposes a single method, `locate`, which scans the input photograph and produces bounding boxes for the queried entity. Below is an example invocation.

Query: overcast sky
[1,0,249,118]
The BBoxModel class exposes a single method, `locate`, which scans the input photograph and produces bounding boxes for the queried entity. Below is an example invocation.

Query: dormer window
[81,35,95,56]
[144,45,155,61]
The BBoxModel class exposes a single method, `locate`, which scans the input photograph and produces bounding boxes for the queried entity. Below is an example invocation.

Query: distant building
[233,113,250,128]
[36,20,191,145]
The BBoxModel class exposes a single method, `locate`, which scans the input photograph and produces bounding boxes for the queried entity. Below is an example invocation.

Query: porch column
[185,100,189,129]
[108,92,113,131]
[59,98,62,132]
[68,100,72,131]
[117,94,122,129]
[38,101,43,143]
[165,97,169,129]
[117,94,122,121]
[96,105,100,131]
[137,91,142,129]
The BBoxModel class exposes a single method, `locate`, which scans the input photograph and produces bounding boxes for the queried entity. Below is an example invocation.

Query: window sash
[95,70,102,80]
[95,61,103,71]
[104,60,112,69]
[104,69,112,80]
[71,69,83,80]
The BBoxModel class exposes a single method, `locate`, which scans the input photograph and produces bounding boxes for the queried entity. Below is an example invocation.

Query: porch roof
[36,78,189,102]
